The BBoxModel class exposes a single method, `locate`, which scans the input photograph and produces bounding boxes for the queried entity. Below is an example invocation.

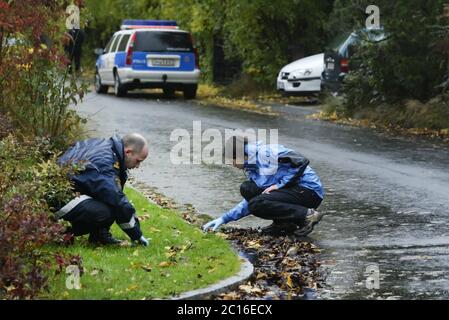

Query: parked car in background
[321,28,385,94]
[277,53,324,96]
[95,20,200,99]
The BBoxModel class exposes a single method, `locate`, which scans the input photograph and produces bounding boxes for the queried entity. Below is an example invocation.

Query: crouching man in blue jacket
[57,133,149,246]
[203,136,325,237]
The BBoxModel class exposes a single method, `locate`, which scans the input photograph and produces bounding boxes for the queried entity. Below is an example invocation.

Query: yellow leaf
[126,284,139,292]
[159,261,171,267]
[286,274,293,288]
[246,240,262,249]
[256,272,268,280]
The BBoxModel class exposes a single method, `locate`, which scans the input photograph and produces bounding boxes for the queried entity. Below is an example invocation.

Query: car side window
[117,34,130,52]
[104,36,116,53]
[110,35,122,53]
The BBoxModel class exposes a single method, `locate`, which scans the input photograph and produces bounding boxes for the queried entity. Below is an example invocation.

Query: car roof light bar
[121,20,179,30]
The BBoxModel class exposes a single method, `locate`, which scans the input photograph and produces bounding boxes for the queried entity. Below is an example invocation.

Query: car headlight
[288,68,313,80]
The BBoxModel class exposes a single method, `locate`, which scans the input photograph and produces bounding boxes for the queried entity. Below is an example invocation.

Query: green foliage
[333,0,448,114]
[84,0,333,87]
[0,0,88,147]
[0,135,76,299]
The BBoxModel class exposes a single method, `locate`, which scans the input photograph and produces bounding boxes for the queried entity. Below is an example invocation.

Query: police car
[95,20,200,99]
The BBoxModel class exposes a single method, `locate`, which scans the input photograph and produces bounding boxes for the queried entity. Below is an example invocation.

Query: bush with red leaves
[0,135,78,299]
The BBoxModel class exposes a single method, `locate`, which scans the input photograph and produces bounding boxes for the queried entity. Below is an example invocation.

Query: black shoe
[88,228,122,245]
[260,222,298,235]
[294,209,324,237]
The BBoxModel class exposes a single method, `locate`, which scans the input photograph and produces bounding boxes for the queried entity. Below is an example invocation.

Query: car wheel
[95,70,108,94]
[114,72,127,97]
[183,84,197,99]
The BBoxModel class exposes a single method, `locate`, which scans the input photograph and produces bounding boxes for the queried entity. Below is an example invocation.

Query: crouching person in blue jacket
[57,133,150,246]
[203,136,325,237]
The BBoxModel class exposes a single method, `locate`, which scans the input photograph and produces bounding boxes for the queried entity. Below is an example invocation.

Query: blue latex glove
[137,235,150,247]
[202,217,225,232]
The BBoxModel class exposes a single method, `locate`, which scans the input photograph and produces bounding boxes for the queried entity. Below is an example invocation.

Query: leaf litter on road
[214,227,326,300]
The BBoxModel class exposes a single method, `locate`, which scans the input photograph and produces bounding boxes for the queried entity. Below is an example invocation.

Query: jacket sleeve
[72,169,142,241]
[221,199,250,223]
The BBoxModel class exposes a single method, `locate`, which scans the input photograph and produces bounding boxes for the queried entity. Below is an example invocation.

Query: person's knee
[240,181,253,198]
[88,202,115,225]
[248,197,266,215]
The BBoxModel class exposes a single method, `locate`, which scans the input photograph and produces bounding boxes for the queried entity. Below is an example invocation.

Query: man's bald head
[123,133,149,169]
[123,133,147,153]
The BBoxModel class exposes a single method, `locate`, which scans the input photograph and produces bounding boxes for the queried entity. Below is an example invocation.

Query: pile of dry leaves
[215,228,325,300]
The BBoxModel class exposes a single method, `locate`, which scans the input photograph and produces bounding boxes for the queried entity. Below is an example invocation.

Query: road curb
[171,253,254,300]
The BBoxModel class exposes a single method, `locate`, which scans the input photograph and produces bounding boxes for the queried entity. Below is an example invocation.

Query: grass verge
[196,84,318,116]
[311,96,449,141]
[43,187,240,299]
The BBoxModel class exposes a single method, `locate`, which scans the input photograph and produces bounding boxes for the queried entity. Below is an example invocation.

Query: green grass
[43,187,240,299]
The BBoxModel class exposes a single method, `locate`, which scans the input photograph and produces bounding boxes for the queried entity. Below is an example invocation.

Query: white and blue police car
[95,20,200,99]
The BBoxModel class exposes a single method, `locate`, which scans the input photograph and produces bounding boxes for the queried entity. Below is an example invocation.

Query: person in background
[203,135,325,237]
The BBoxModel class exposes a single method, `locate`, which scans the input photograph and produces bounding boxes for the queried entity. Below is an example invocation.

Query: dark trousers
[240,180,322,226]
[62,199,116,236]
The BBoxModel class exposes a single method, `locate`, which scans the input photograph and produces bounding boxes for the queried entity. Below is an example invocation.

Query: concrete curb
[171,253,254,300]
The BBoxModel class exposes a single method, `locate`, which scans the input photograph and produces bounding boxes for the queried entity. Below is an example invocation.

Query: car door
[98,35,116,83]
[104,35,122,82]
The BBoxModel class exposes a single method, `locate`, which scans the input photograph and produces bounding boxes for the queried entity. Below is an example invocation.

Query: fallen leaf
[286,274,293,288]
[126,284,139,292]
[90,268,103,276]
[256,272,268,280]
[246,240,262,249]
[286,246,298,256]
[159,261,172,267]
[221,291,241,300]
[141,264,152,272]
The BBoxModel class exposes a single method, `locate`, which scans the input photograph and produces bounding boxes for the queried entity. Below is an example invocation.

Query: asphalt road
[75,90,449,299]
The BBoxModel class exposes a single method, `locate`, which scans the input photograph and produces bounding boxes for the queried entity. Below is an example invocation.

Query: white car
[277,53,324,96]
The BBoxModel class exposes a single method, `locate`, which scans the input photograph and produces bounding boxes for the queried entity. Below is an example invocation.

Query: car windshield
[326,32,352,52]
[328,28,386,57]
[134,31,193,52]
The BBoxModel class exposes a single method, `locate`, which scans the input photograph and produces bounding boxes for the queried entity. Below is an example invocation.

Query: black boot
[88,228,122,245]
[260,221,298,235]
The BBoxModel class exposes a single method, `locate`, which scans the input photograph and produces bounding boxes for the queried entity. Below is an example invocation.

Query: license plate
[150,58,176,67]
[278,81,285,89]
[327,62,335,70]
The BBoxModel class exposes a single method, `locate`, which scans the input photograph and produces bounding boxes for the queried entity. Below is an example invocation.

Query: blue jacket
[58,135,142,241]
[221,143,324,223]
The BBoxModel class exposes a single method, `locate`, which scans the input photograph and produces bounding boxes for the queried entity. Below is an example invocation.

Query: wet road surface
[75,90,449,299]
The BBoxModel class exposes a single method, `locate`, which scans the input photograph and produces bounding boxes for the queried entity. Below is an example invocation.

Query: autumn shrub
[0,0,88,148]
[0,135,79,299]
